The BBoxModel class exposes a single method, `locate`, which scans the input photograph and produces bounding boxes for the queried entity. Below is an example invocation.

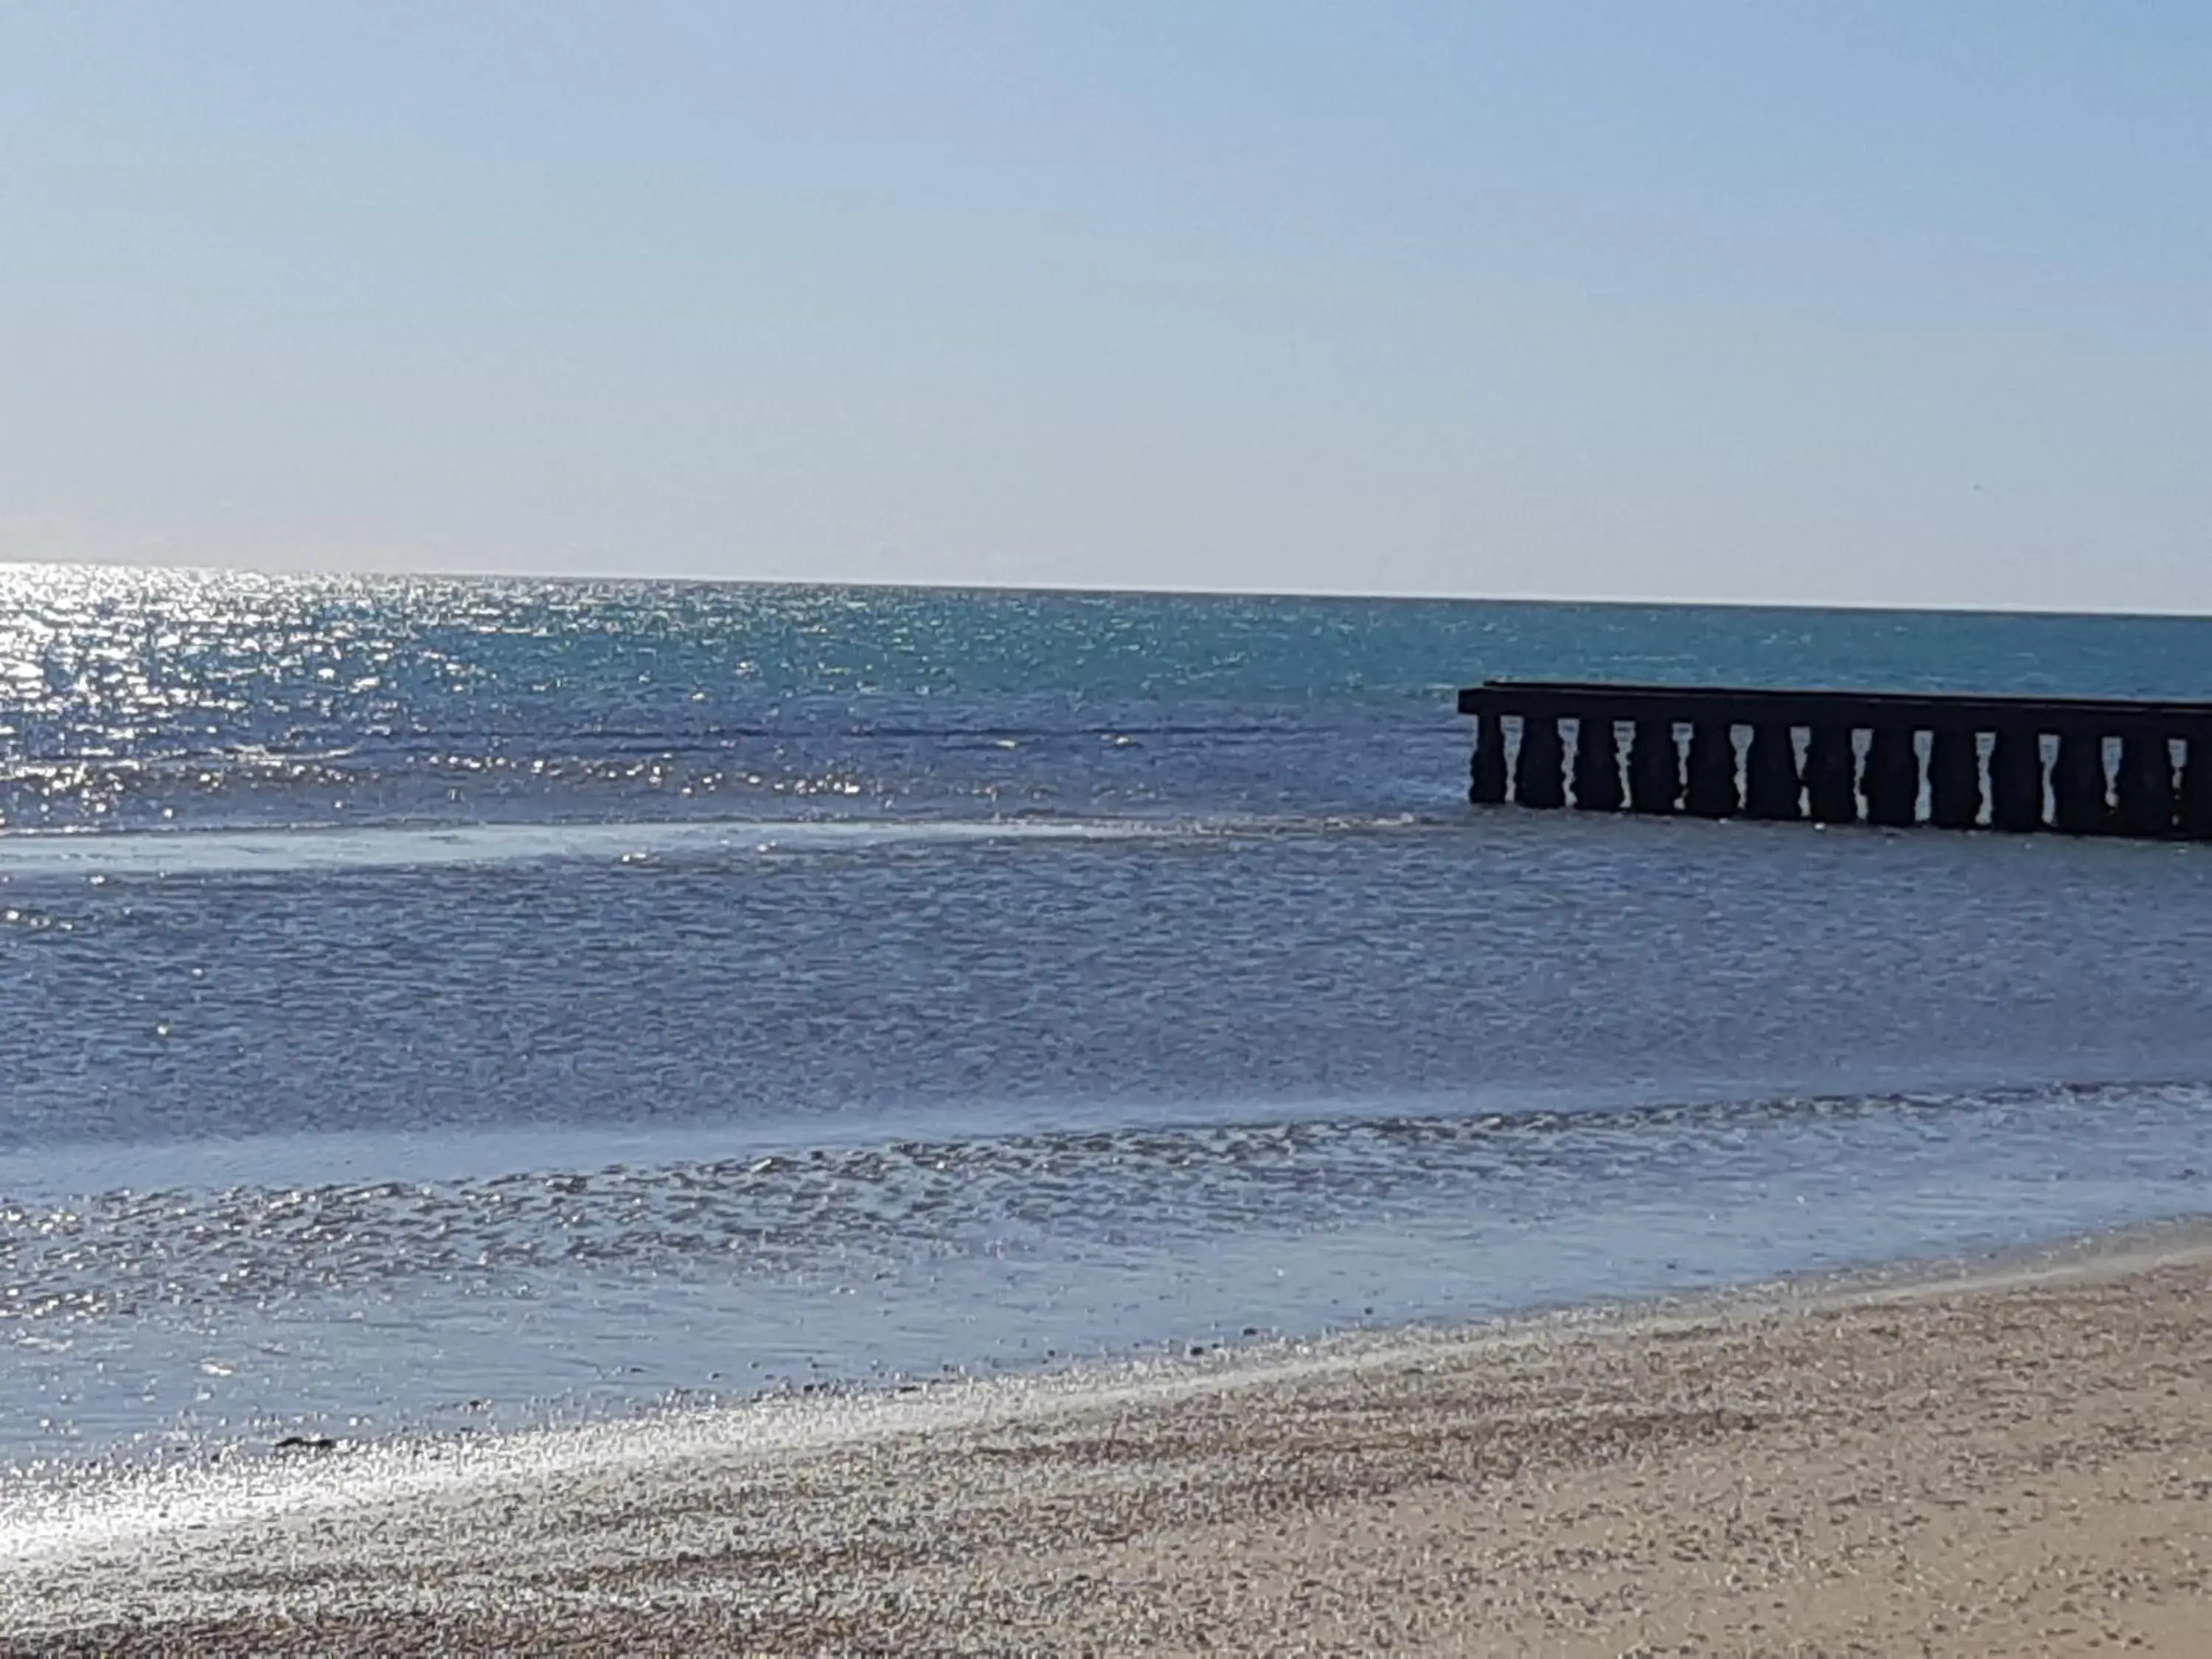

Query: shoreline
[13,1212,2203,1489]
[4,1215,2208,1652]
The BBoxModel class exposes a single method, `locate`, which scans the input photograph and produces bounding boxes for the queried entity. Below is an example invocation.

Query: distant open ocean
[3,566,2210,1472]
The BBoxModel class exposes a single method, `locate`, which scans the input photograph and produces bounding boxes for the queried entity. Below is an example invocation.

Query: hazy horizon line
[5,554,2211,625]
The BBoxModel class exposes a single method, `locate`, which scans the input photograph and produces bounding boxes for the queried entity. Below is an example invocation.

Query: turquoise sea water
[2,566,2209,1471]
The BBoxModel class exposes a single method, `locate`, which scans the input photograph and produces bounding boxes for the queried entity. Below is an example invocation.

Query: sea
[2,564,2209,1478]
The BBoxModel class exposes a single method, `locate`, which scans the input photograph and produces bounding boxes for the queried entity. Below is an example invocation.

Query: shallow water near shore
[4,569,2211,1473]
[7,1217,2205,1574]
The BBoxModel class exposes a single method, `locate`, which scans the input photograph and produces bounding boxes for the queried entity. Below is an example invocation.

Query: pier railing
[1458,681,2212,838]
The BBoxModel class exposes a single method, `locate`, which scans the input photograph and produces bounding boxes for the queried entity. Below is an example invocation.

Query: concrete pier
[1461,682,2212,840]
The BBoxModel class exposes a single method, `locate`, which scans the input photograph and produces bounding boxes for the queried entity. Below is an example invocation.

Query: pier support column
[1989,728,2045,832]
[1513,715,1565,808]
[1683,722,1739,818]
[1572,717,1623,811]
[1863,726,1920,827]
[1470,712,1508,804]
[1627,719,1680,814]
[1927,728,1981,830]
[1804,725,1857,824]
[1742,724,1801,821]
[1861,726,1917,827]
[2113,734,2177,838]
[2182,734,2212,839]
[2051,732,2110,835]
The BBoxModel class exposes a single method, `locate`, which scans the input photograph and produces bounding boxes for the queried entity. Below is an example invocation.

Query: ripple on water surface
[4,1081,2207,1467]
[7,574,2212,1475]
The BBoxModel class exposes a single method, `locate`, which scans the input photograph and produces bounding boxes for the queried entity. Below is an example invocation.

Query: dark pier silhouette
[1460,682,2212,839]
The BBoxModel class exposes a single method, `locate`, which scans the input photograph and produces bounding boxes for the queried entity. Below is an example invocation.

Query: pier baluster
[1927,728,1981,830]
[1742,723,1801,821]
[1684,721,1739,818]
[1863,726,1920,827]
[2178,732,2212,838]
[1572,717,1624,811]
[1514,715,1566,809]
[1989,728,2045,832]
[1627,718,1680,814]
[1804,725,1857,824]
[2113,733,2177,838]
[2051,732,2111,835]
[1470,711,1508,804]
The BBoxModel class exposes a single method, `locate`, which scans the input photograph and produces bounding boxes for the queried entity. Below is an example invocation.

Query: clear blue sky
[1,3,2205,610]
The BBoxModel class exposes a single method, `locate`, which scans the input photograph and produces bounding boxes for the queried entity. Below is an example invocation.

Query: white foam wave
[0,817,1164,878]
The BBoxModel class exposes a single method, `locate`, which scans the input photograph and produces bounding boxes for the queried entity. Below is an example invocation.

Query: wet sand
[4,1222,2208,1655]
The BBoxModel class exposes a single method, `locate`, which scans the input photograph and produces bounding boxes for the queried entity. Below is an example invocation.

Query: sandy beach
[5,1223,2208,1656]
